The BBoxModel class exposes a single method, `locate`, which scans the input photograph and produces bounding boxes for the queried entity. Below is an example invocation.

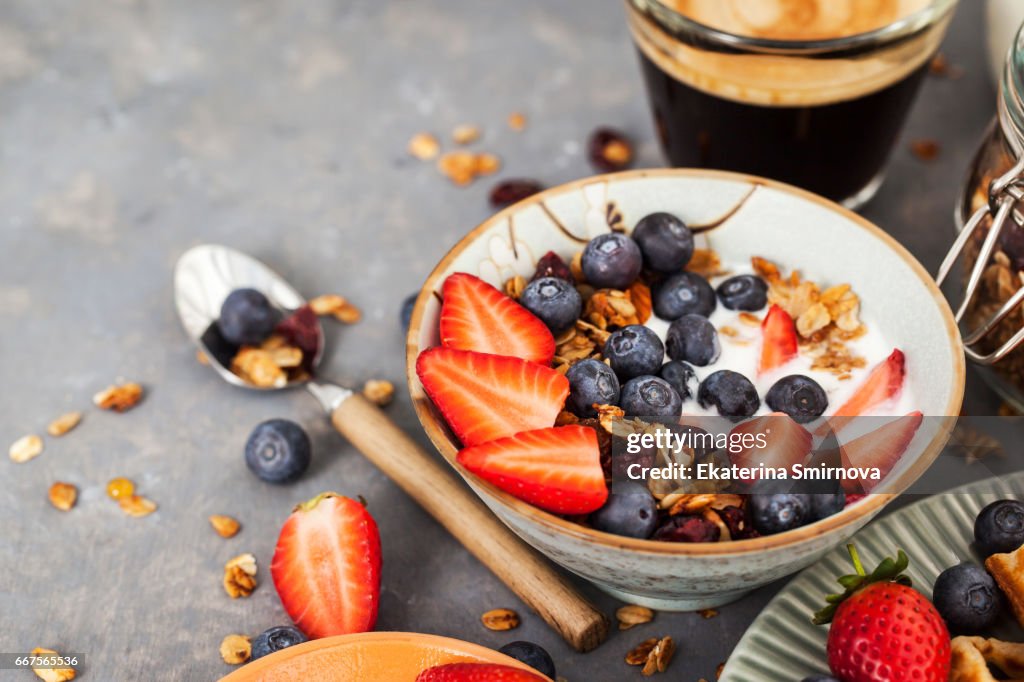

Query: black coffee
[636,49,931,203]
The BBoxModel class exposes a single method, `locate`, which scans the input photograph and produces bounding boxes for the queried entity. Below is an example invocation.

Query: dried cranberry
[579,419,613,482]
[489,179,543,208]
[999,224,1024,270]
[275,305,320,371]
[587,127,634,173]
[532,251,573,282]
[717,505,759,540]
[653,514,720,543]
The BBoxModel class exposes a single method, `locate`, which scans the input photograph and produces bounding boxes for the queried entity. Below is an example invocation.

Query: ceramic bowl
[219,632,550,681]
[406,169,965,610]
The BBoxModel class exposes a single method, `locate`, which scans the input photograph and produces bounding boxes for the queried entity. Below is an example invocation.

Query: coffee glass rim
[627,0,958,55]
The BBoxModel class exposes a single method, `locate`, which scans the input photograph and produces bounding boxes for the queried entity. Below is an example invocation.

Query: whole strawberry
[813,545,950,682]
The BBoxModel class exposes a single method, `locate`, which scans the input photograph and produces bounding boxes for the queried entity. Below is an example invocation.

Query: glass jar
[952,20,1024,410]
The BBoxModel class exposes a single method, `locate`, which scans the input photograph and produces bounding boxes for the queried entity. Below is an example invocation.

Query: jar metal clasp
[937,155,1024,364]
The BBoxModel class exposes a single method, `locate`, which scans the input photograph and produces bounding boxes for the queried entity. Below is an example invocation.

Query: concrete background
[0,0,1005,680]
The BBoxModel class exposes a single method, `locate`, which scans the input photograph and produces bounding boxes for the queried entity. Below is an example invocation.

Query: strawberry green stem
[847,544,866,577]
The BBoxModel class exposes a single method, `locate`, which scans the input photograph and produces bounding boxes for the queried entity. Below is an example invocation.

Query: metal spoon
[173,244,608,652]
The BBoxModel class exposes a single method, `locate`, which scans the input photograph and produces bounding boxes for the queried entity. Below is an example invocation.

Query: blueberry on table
[653,272,716,320]
[519,276,582,335]
[498,641,557,679]
[932,562,1003,632]
[590,481,658,539]
[698,370,759,418]
[974,499,1024,556]
[244,419,312,484]
[620,375,682,418]
[399,293,417,333]
[666,314,720,367]
[580,232,643,289]
[659,360,697,402]
[749,493,811,535]
[603,325,664,381]
[810,491,846,521]
[251,625,308,660]
[765,375,828,422]
[631,212,694,272]
[565,359,620,418]
[218,288,280,346]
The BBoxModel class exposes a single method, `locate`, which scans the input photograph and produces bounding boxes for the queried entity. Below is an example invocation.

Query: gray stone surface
[0,0,1005,680]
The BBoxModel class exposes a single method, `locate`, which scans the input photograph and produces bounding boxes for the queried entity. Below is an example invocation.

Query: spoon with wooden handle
[174,244,609,652]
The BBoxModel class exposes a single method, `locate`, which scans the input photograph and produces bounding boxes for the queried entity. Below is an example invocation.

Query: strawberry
[457,425,608,515]
[759,304,798,373]
[416,663,548,682]
[834,349,906,417]
[728,413,812,479]
[838,411,922,493]
[814,545,950,682]
[416,347,569,447]
[270,492,381,639]
[440,273,556,365]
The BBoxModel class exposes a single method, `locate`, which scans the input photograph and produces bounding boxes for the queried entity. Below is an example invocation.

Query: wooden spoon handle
[331,392,609,652]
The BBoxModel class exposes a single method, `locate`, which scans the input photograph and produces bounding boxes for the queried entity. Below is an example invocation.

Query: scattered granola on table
[9,434,43,463]
[219,634,251,665]
[119,494,157,518]
[223,553,258,598]
[209,514,241,538]
[30,647,75,682]
[616,604,654,630]
[407,132,441,161]
[46,411,82,437]
[92,382,143,412]
[362,379,395,407]
[106,477,134,499]
[452,124,481,145]
[480,607,519,631]
[48,482,77,511]
[625,635,675,676]
[507,112,527,131]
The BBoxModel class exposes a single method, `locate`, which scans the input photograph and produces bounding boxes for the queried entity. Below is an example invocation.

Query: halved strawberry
[416,663,548,682]
[416,347,569,447]
[457,425,608,515]
[759,304,798,373]
[839,411,922,492]
[271,492,381,639]
[834,349,905,417]
[440,273,555,364]
[729,413,812,479]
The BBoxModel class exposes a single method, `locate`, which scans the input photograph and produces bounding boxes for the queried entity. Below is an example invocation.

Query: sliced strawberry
[271,492,381,639]
[416,347,569,447]
[457,425,608,515]
[416,663,548,682]
[839,411,922,492]
[729,413,812,479]
[440,273,555,364]
[834,349,905,417]
[759,304,798,373]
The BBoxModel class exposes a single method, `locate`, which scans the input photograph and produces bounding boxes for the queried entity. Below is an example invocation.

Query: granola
[616,604,654,630]
[219,634,252,665]
[46,411,82,437]
[30,648,75,682]
[480,607,519,631]
[9,434,43,463]
[93,382,143,411]
[119,495,157,517]
[209,514,241,538]
[48,482,77,511]
[362,379,395,407]
[223,553,258,598]
[408,132,441,161]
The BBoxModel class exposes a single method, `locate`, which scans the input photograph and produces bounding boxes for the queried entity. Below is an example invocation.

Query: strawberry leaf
[812,544,911,625]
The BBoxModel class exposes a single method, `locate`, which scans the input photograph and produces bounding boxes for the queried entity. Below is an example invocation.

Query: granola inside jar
[956,22,1024,409]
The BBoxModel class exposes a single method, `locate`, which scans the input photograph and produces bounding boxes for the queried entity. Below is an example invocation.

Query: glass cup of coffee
[625,0,959,208]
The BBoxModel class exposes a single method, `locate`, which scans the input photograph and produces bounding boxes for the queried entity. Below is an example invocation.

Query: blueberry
[974,499,1024,556]
[765,375,828,422]
[698,370,759,418]
[244,419,312,484]
[749,493,811,535]
[716,274,768,311]
[603,325,665,381]
[809,491,846,520]
[591,482,658,538]
[631,212,694,272]
[251,625,307,660]
[653,272,716,320]
[400,293,417,333]
[498,641,556,679]
[932,562,1004,632]
[519,276,582,335]
[620,376,682,418]
[665,314,720,366]
[218,288,279,346]
[565,359,620,418]
[659,361,697,402]
[581,233,643,289]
